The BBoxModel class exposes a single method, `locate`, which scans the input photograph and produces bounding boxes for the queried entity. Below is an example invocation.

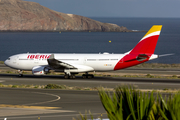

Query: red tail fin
[129,25,162,55]
[114,25,162,70]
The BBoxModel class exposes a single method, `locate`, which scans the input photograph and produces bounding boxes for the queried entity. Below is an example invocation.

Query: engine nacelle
[32,66,49,75]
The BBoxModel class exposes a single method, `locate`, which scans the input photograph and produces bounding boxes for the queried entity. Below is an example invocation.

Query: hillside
[0,0,131,32]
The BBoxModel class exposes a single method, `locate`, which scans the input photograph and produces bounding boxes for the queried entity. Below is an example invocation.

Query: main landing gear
[18,70,23,77]
[64,74,76,79]
[82,72,94,79]
[64,72,94,79]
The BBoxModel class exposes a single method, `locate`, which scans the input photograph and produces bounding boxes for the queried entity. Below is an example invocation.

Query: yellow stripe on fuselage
[143,25,162,38]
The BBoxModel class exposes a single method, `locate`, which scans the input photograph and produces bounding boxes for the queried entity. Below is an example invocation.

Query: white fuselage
[5,53,126,72]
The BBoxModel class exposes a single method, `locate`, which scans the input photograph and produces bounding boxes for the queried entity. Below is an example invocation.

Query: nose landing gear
[18,70,23,77]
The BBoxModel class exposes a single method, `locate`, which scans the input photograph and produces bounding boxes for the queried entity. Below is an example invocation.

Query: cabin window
[58,59,79,61]
[19,59,28,60]
[87,59,96,61]
[110,59,118,61]
[99,59,109,61]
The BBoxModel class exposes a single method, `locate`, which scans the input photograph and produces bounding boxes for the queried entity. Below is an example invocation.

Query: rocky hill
[0,0,131,32]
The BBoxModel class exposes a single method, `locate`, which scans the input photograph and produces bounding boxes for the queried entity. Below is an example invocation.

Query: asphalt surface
[0,64,180,120]
[0,88,105,120]
[0,74,180,89]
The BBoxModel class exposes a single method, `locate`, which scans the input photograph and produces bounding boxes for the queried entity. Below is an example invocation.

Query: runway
[0,65,180,119]
[0,88,105,120]
[0,74,180,89]
[0,75,179,120]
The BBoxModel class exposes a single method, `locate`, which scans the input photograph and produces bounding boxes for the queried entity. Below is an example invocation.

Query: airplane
[5,25,162,79]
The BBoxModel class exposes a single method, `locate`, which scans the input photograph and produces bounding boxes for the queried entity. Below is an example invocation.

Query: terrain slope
[0,0,130,32]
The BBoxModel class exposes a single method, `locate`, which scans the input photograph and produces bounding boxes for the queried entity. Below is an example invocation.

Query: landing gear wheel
[64,75,69,79]
[70,75,76,79]
[18,74,23,77]
[91,74,94,78]
[87,75,92,79]
[82,75,87,79]
[82,74,94,79]
[17,70,23,77]
[64,74,76,79]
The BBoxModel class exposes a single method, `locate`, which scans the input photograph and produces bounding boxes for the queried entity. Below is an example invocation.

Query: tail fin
[114,25,162,70]
[129,25,162,55]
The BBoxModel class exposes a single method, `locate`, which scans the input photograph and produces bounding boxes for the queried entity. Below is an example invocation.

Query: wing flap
[47,54,76,69]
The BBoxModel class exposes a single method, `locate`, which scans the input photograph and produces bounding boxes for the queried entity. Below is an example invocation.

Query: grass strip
[0,104,60,109]
[0,83,179,93]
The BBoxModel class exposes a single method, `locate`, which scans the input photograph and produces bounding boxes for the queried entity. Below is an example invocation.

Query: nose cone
[4,59,9,67]
[4,58,12,67]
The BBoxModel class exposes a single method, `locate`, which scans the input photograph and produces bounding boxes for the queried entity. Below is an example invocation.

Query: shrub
[158,92,180,120]
[34,85,39,89]
[73,111,96,120]
[12,85,18,88]
[98,86,155,120]
[44,84,66,89]
[172,75,177,78]
[146,74,154,78]
[25,85,31,87]
[98,86,180,120]
[6,71,12,74]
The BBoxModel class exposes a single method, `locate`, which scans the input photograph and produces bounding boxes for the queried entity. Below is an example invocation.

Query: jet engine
[32,66,50,75]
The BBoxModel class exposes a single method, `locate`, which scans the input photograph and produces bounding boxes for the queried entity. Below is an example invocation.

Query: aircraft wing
[47,54,76,69]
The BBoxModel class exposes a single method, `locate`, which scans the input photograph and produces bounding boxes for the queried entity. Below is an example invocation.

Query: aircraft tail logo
[114,25,162,70]
[129,25,162,55]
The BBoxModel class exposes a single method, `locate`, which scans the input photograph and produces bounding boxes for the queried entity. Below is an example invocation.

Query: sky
[25,0,180,18]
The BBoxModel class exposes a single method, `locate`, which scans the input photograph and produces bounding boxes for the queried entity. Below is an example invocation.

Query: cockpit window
[8,58,10,60]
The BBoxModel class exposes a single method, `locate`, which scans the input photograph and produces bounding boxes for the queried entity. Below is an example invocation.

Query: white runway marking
[23,92,61,106]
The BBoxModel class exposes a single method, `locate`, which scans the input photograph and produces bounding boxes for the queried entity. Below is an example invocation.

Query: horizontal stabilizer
[159,53,174,57]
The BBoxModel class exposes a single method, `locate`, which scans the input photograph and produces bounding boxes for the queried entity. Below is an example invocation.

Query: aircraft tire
[87,75,92,79]
[82,75,87,79]
[91,74,94,78]
[88,74,94,79]
[18,74,23,77]
[64,75,69,79]
[70,75,76,79]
